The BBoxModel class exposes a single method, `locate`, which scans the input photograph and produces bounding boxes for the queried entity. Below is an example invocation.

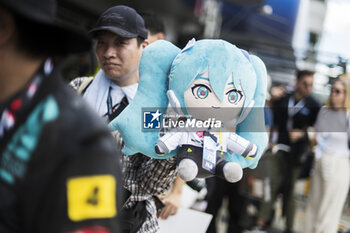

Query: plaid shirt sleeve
[122,153,177,233]
[68,77,89,90]
[123,153,177,204]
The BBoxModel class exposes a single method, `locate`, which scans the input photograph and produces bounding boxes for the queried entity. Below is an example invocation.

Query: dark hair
[296,70,314,81]
[136,36,145,47]
[140,12,165,35]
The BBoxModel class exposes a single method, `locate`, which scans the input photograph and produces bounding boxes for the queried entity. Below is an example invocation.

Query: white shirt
[83,70,138,117]
[314,107,350,159]
[110,82,138,107]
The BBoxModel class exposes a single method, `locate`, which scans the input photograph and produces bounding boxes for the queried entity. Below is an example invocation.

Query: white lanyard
[287,96,305,130]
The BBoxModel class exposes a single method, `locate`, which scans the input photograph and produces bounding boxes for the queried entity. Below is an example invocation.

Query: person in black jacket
[0,0,123,232]
[255,70,320,233]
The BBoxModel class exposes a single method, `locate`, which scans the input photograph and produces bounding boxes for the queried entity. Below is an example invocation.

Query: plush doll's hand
[155,131,184,155]
[167,90,184,115]
[246,144,257,159]
[227,133,257,159]
[155,142,168,155]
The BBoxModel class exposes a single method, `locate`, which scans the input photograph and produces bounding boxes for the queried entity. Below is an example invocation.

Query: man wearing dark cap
[0,0,124,232]
[71,5,149,121]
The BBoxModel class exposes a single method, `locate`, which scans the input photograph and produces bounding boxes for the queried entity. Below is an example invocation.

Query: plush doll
[109,39,268,183]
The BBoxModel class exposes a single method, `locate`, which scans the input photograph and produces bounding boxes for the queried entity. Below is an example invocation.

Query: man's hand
[157,176,185,219]
[270,85,286,100]
[289,129,305,143]
[158,191,182,219]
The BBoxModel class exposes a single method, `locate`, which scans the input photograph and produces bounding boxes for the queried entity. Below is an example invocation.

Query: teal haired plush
[109,39,268,183]
[109,40,180,158]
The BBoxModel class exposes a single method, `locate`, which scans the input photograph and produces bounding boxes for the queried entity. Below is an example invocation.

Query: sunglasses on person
[331,88,345,94]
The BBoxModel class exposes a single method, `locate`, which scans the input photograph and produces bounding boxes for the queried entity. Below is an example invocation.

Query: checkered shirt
[68,76,89,90]
[123,154,177,233]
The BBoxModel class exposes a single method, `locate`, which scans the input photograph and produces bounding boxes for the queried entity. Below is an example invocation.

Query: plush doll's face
[184,70,245,124]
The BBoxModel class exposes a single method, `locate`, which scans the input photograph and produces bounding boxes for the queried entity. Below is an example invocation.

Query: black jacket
[0,68,123,233]
[273,93,320,146]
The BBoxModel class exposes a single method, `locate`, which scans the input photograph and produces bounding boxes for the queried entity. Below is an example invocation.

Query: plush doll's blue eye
[197,86,209,99]
[228,91,238,103]
[192,84,211,99]
[227,90,243,104]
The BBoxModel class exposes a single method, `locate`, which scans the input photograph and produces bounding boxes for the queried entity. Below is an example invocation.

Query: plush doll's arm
[226,132,257,159]
[155,131,185,155]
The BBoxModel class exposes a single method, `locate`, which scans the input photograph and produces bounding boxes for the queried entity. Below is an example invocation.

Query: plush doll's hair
[169,39,268,168]
[229,54,268,169]
[169,39,257,115]
[109,40,181,159]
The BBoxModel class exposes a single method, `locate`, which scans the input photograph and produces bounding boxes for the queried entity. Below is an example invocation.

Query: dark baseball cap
[89,5,148,40]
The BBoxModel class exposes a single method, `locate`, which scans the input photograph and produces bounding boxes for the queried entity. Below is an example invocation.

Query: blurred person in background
[0,0,124,232]
[204,74,274,233]
[255,70,320,233]
[205,176,246,233]
[141,11,165,44]
[305,75,350,233]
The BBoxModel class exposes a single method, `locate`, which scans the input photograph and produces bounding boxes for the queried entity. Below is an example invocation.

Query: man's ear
[0,7,15,46]
[141,40,149,49]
